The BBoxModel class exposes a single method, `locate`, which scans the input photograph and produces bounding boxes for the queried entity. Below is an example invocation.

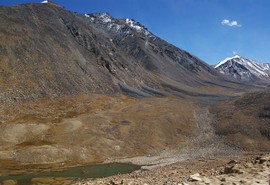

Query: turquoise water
[0,163,140,184]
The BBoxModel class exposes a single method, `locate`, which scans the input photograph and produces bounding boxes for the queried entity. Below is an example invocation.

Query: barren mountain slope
[0,2,248,107]
[210,89,270,151]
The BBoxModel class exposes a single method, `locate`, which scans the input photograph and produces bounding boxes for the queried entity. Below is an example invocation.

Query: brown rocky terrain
[0,2,270,185]
[0,95,198,167]
[210,89,270,151]
[74,153,270,185]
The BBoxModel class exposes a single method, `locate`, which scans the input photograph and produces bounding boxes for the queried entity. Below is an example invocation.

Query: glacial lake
[0,163,140,184]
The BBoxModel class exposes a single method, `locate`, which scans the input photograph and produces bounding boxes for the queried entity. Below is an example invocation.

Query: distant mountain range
[215,55,270,82]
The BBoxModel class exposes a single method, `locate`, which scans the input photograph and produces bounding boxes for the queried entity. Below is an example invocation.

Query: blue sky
[1,0,270,65]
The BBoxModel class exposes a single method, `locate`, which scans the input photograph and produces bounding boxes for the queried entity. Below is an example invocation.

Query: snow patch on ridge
[100,13,112,23]
[125,19,143,32]
[125,19,150,36]
[88,13,156,39]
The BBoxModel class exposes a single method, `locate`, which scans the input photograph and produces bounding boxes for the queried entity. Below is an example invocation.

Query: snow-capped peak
[233,55,241,58]
[41,0,48,3]
[215,55,241,68]
[215,55,270,81]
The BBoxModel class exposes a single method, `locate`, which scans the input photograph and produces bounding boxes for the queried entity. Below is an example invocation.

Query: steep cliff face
[0,2,235,106]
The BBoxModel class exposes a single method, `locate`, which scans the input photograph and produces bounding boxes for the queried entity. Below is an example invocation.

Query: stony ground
[74,153,270,185]
[0,95,201,169]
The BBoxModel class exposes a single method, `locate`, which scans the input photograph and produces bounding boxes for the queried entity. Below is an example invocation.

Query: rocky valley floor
[0,90,270,185]
[75,153,270,185]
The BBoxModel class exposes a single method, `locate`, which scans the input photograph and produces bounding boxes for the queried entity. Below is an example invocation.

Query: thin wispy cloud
[221,19,241,27]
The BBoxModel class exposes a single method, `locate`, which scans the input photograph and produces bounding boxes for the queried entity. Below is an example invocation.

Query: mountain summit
[215,55,270,82]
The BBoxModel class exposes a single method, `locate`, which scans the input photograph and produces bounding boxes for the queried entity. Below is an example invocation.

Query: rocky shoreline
[74,153,270,185]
